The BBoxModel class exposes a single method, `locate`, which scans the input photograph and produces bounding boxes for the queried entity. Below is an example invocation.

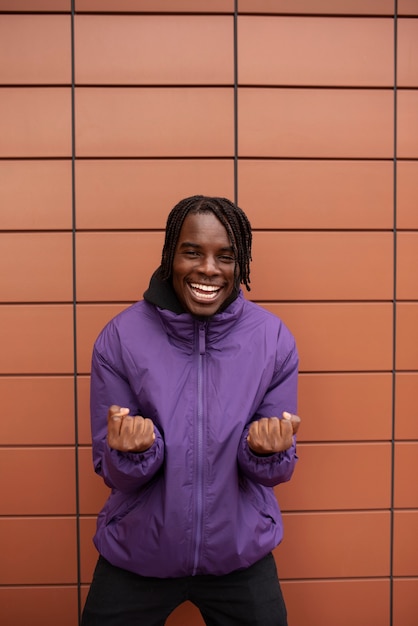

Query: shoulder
[243,299,290,330]
[94,300,151,346]
[242,299,297,352]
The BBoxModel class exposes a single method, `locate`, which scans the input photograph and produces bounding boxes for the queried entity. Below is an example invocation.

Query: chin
[190,305,219,317]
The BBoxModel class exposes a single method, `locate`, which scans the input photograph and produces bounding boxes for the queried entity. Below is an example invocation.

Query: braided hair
[158,195,252,291]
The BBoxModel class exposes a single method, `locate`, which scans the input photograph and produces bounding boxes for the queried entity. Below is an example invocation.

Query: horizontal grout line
[3,228,417,233]
[279,575,418,582]
[282,508,418,514]
[0,581,90,584]
[3,298,418,303]
[2,84,418,90]
[2,11,414,17]
[296,439,418,445]
[1,156,418,162]
[1,576,417,590]
[0,444,92,449]
[2,440,417,449]
[1,370,418,378]
[1,509,417,521]
[1,10,418,19]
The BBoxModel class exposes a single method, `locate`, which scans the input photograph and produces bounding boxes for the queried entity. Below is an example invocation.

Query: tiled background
[1,1,417,625]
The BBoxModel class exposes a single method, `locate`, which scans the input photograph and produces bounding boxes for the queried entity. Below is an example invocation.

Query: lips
[189,282,221,301]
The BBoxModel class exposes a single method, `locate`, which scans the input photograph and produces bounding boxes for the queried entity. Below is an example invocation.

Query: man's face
[172,211,237,317]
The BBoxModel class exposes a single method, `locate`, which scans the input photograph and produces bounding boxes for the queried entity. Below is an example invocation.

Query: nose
[198,254,220,275]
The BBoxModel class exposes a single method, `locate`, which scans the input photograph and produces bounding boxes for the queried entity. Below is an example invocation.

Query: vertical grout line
[390,2,398,626]
[70,2,82,623]
[233,0,238,205]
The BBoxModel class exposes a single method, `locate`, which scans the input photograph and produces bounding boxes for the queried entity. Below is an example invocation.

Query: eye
[219,255,235,263]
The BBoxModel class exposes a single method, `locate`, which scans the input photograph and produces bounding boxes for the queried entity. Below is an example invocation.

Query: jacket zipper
[192,321,206,575]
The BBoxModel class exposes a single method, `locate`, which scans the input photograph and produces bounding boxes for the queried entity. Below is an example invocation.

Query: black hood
[143,269,185,314]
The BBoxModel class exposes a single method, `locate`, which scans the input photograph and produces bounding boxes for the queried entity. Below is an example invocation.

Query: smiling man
[82,195,300,626]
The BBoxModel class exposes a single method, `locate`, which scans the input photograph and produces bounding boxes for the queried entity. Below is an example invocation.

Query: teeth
[190,283,219,292]
[190,283,220,299]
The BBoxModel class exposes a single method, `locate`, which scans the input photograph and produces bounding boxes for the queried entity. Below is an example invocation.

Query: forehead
[176,212,232,247]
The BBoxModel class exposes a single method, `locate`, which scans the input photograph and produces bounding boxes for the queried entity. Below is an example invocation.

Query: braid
[158,195,252,291]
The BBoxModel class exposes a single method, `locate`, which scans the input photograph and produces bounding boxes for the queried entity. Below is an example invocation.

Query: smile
[189,283,221,300]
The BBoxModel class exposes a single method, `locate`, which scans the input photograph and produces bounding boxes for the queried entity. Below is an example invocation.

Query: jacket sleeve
[237,329,299,488]
[90,331,165,494]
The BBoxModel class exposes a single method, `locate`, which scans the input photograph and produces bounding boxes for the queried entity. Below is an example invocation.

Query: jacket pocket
[105,477,158,527]
[239,474,280,525]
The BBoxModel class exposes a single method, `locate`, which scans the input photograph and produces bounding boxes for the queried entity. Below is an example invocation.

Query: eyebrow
[178,242,235,253]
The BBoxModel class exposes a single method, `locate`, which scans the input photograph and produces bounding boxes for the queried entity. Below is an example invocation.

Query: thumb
[283,411,301,435]
[108,405,129,421]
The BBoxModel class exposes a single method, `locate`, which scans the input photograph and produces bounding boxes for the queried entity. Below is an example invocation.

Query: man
[82,195,300,626]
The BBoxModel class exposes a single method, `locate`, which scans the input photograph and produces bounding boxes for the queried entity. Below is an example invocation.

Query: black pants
[81,553,288,626]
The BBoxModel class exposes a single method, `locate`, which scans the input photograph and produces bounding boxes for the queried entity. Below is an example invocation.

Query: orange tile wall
[1,1,417,625]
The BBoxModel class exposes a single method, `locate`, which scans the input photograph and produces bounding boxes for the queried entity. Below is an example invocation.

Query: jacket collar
[143,269,245,350]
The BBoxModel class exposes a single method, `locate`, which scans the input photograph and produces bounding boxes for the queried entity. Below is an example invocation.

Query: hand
[247,412,301,455]
[107,405,155,453]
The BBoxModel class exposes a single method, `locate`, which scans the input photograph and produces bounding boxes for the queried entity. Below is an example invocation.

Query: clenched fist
[247,412,301,455]
[107,405,155,453]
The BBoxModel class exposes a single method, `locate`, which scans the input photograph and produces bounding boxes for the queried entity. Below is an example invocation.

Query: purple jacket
[90,286,298,578]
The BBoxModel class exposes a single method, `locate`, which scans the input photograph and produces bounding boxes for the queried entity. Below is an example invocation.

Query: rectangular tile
[278,443,392,511]
[393,578,418,626]
[0,377,75,445]
[396,303,418,370]
[283,579,390,626]
[0,587,79,626]
[75,0,234,11]
[0,449,76,515]
[0,15,71,84]
[394,443,418,508]
[393,511,418,576]
[0,160,72,230]
[0,305,74,374]
[238,16,393,86]
[262,303,393,372]
[398,0,418,15]
[75,87,234,157]
[76,160,234,230]
[0,518,77,584]
[398,19,418,87]
[298,373,393,442]
[250,231,393,301]
[397,232,418,299]
[398,91,418,158]
[0,88,71,158]
[75,15,233,85]
[276,511,391,578]
[238,88,393,158]
[0,0,70,8]
[238,160,393,230]
[395,373,418,440]
[0,233,73,302]
[238,0,394,14]
[76,232,163,301]
[397,161,418,228]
